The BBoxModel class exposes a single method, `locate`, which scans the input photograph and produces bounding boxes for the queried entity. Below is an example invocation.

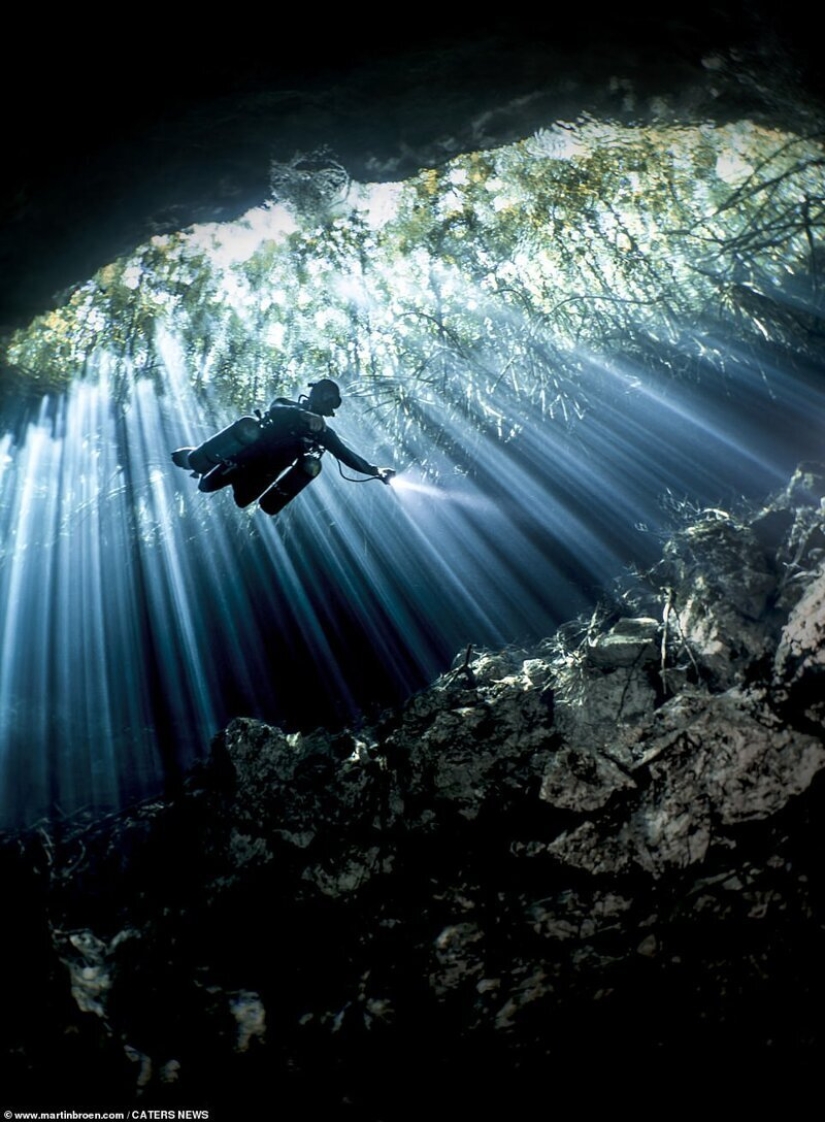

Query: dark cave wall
[2,6,821,332]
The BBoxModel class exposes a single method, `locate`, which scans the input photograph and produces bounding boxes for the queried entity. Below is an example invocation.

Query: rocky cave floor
[2,464,825,1116]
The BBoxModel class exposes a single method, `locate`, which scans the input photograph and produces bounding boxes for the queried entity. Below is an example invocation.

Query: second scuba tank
[259,454,322,515]
[187,416,262,475]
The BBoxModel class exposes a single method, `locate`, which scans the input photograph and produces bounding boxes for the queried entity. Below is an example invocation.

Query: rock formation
[2,465,824,1115]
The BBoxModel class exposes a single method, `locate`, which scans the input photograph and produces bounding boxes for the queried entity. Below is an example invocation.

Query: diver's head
[307,378,342,417]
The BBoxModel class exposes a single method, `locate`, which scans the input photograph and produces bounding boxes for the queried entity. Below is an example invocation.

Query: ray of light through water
[1,118,823,827]
[1,324,822,826]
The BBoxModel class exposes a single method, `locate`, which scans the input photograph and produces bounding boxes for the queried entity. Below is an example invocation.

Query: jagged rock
[585,615,660,667]
[4,468,825,1113]
[56,928,136,1019]
[540,746,637,812]
[229,991,267,1052]
[381,647,555,823]
[552,659,658,755]
[774,557,825,712]
[549,686,825,876]
[661,516,779,687]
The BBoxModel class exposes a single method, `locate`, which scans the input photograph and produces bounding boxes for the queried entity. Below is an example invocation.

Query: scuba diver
[171,379,394,515]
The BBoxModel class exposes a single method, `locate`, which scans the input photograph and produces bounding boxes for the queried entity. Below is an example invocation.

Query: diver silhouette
[171,379,394,515]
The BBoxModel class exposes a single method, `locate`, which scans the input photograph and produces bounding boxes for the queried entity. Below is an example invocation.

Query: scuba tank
[259,454,322,516]
[181,416,262,476]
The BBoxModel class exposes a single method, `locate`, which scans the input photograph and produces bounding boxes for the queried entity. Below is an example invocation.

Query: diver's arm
[320,426,380,476]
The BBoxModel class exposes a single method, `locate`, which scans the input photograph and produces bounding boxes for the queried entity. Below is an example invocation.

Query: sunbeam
[1,116,823,827]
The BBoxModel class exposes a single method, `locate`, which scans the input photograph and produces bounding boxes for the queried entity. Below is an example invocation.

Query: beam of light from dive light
[386,472,435,495]
[386,470,495,510]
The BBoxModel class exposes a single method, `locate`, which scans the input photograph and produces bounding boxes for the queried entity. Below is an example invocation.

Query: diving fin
[171,447,195,470]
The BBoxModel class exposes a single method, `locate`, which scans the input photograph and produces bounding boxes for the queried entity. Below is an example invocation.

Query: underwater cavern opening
[0,108,823,829]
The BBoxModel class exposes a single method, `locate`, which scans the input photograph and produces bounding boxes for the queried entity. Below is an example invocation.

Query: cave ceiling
[1,7,821,333]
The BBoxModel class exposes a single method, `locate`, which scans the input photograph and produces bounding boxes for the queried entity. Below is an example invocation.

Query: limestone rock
[4,467,825,1112]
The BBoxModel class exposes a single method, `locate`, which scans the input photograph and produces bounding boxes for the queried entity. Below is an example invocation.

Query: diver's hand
[375,467,396,485]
